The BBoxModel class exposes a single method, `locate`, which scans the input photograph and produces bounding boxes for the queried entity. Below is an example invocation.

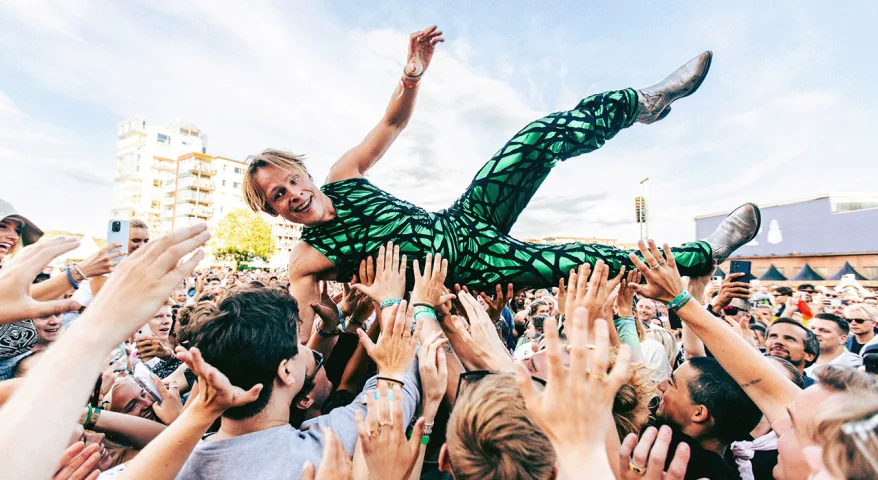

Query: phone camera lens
[112,221,121,232]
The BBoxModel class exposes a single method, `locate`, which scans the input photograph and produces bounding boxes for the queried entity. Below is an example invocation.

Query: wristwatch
[318,327,342,338]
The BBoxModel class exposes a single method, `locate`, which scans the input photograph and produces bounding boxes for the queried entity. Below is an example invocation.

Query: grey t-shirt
[175,359,420,479]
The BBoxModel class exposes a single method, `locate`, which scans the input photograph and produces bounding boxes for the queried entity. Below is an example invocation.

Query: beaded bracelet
[380,298,403,310]
[666,290,693,312]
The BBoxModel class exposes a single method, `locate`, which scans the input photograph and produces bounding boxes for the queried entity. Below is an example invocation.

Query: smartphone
[135,323,154,339]
[729,260,753,283]
[711,276,723,286]
[132,363,163,404]
[107,219,130,262]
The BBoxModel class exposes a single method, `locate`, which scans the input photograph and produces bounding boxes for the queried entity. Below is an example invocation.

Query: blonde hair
[242,149,309,216]
[447,374,555,480]
[612,350,655,441]
[845,303,878,321]
[810,390,878,479]
[646,327,678,370]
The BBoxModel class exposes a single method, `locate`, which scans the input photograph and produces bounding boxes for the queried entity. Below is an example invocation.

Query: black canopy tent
[827,262,868,281]
[759,264,787,281]
[790,263,825,281]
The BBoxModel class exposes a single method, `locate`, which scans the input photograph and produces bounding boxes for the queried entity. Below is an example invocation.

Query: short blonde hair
[447,374,555,480]
[242,149,309,216]
[845,303,878,321]
[810,389,878,479]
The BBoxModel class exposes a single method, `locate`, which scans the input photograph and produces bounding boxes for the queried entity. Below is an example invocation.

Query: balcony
[152,160,177,173]
[183,161,217,176]
[177,191,214,204]
[179,178,216,191]
[176,206,215,219]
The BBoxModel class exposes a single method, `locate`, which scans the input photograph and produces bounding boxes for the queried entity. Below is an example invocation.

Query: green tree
[212,209,275,269]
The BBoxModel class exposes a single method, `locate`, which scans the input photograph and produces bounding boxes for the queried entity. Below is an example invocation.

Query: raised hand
[78,243,125,278]
[356,383,425,479]
[174,346,262,417]
[0,237,82,323]
[619,426,691,480]
[86,224,209,342]
[351,242,406,304]
[478,283,515,324]
[450,292,515,372]
[627,240,685,304]
[301,429,352,480]
[311,281,340,330]
[617,270,641,317]
[151,373,184,424]
[358,300,422,382]
[418,331,448,415]
[515,307,632,477]
[136,337,173,362]
[52,442,100,480]
[405,26,444,78]
[412,253,455,307]
[709,272,750,312]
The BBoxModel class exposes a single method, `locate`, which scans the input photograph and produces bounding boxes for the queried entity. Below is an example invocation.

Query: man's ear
[295,395,314,411]
[438,444,453,475]
[277,359,296,386]
[691,404,711,425]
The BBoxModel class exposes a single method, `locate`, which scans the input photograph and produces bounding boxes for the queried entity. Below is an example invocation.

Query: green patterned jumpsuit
[301,88,713,289]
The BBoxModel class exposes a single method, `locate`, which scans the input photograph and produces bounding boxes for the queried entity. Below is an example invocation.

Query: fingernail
[387,391,395,401]
[373,390,379,400]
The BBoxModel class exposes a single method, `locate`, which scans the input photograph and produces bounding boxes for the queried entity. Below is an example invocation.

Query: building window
[157,134,170,144]
[233,182,240,189]
[220,207,224,213]
[234,167,242,174]
[756,268,768,278]
[864,267,878,280]
[222,180,227,186]
[814,267,829,278]
[153,179,162,187]
[151,201,160,209]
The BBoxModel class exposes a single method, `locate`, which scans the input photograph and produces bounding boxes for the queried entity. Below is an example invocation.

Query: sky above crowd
[1,1,876,245]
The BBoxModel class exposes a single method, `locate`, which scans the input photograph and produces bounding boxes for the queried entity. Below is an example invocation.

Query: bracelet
[71,263,87,282]
[666,290,693,312]
[318,328,342,338]
[380,298,403,310]
[84,405,101,430]
[412,302,434,309]
[420,435,430,446]
[66,267,80,289]
[84,404,92,427]
[423,421,435,436]
[376,376,405,388]
[413,305,437,322]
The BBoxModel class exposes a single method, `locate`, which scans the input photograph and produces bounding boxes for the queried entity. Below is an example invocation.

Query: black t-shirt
[647,421,739,480]
[850,338,866,355]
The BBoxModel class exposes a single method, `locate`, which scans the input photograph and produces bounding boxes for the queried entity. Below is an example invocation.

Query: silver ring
[650,264,661,270]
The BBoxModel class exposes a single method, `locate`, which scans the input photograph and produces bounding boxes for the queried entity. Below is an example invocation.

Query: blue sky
[1,0,876,245]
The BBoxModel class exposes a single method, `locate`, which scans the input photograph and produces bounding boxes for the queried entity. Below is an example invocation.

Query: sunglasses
[454,370,546,406]
[846,317,870,325]
[293,349,325,402]
[722,306,746,316]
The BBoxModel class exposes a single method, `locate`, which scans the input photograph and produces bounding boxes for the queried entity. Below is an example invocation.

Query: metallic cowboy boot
[636,51,713,124]
[703,203,761,264]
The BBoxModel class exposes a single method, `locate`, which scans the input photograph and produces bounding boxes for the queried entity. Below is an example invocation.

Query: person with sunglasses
[844,303,878,355]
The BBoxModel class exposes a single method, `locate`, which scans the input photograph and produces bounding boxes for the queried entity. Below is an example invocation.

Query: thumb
[152,373,171,399]
[237,383,263,406]
[301,461,316,480]
[408,416,426,454]
[357,328,376,354]
[30,299,80,318]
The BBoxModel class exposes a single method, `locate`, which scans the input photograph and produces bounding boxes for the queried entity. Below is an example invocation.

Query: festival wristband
[666,290,693,312]
[380,298,403,310]
[413,305,437,322]
[421,435,430,446]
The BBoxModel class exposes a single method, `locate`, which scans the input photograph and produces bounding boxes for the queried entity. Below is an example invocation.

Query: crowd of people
[1,196,877,480]
[3,24,877,480]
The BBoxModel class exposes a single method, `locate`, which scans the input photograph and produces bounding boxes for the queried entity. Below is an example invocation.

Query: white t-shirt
[805,349,863,375]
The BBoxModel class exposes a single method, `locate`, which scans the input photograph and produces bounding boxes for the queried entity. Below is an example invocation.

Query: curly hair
[610,348,656,441]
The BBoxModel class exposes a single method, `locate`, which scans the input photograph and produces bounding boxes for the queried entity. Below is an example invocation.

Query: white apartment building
[212,156,248,226]
[113,118,207,233]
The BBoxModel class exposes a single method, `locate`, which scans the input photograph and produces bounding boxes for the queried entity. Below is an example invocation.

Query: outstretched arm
[327,26,444,182]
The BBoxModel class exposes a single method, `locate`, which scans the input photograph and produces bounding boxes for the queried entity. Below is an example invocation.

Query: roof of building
[695,195,878,257]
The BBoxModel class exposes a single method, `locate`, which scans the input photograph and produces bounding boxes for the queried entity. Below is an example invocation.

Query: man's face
[656,363,698,430]
[128,227,150,255]
[254,165,330,226]
[766,323,812,370]
[721,298,751,324]
[173,290,187,305]
[774,385,835,480]
[110,379,157,420]
[533,304,551,317]
[636,300,656,323]
[33,313,62,345]
[147,306,173,341]
[807,318,846,354]
[845,308,875,336]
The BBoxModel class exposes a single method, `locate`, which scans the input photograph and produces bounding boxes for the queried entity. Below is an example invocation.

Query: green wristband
[421,435,430,445]
[380,298,402,310]
[666,290,692,312]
